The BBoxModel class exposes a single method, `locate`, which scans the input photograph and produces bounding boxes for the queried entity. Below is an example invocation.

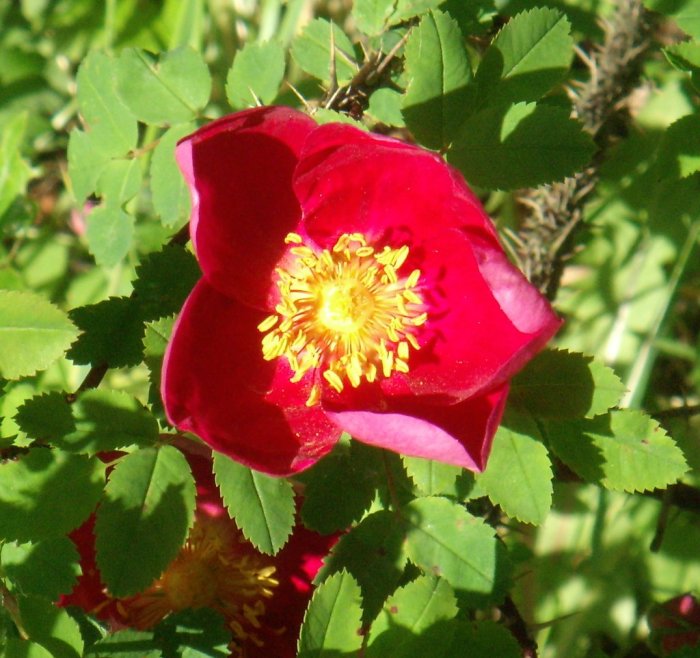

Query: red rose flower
[162,106,561,476]
[59,445,331,658]
[649,593,700,655]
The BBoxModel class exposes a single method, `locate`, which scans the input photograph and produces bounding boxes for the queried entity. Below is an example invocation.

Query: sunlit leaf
[226,40,285,108]
[476,417,553,525]
[213,452,295,555]
[0,290,78,380]
[401,10,472,150]
[297,570,364,657]
[116,47,211,125]
[291,19,358,85]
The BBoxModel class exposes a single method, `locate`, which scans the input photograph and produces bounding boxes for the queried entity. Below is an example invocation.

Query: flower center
[115,515,280,653]
[259,232,426,405]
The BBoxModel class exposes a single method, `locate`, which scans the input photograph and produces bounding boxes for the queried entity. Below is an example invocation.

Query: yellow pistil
[259,232,426,404]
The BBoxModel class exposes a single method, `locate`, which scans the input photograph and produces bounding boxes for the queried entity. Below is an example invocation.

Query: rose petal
[380,228,561,401]
[294,123,497,248]
[176,107,317,308]
[162,279,341,475]
[326,384,509,471]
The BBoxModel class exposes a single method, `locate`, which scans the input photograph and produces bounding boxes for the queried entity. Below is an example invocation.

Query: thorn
[285,81,313,113]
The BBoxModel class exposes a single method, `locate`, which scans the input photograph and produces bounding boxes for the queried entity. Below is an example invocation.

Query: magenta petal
[176,107,317,308]
[326,384,509,471]
[162,279,341,476]
[381,229,561,401]
[294,123,498,247]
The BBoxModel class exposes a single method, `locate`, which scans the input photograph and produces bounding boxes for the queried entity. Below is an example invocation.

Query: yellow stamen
[260,232,428,405]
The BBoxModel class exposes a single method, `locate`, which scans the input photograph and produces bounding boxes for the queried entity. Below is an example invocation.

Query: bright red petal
[294,123,497,248]
[162,279,341,475]
[380,228,561,401]
[326,384,509,471]
[176,107,317,308]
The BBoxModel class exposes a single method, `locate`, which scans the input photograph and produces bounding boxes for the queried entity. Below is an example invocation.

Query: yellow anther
[323,370,345,392]
[257,315,278,332]
[259,232,428,403]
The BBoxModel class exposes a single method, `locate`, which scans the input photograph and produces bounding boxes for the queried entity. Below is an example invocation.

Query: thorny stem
[516,0,652,300]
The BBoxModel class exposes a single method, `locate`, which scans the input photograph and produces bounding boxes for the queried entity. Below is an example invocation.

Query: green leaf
[312,108,367,129]
[213,452,295,555]
[291,19,358,85]
[352,0,395,36]
[76,51,137,154]
[367,88,406,127]
[116,48,211,125]
[150,124,194,227]
[0,449,105,542]
[547,410,689,492]
[155,608,231,658]
[402,456,462,496]
[367,575,458,657]
[1,537,80,600]
[95,445,196,596]
[85,204,135,267]
[300,440,381,534]
[318,510,408,621]
[226,41,285,108]
[20,596,83,658]
[96,158,142,205]
[476,417,553,525]
[401,10,472,150]
[447,102,595,190]
[673,4,700,39]
[132,245,201,321]
[0,290,79,380]
[3,639,54,658]
[475,7,572,108]
[86,630,161,658]
[297,570,363,658]
[0,112,33,219]
[390,0,443,24]
[67,129,117,203]
[510,349,626,419]
[16,390,158,454]
[655,114,700,179]
[143,315,176,416]
[68,296,144,368]
[402,496,509,606]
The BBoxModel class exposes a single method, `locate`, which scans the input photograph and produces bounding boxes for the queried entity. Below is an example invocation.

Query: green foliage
[477,416,553,525]
[115,47,211,125]
[85,630,161,658]
[401,10,472,150]
[16,390,159,454]
[547,410,689,492]
[474,7,573,108]
[1,537,80,600]
[297,570,364,657]
[447,101,595,189]
[401,455,462,496]
[402,496,510,606]
[318,510,408,621]
[226,41,286,108]
[19,596,84,658]
[655,114,700,179]
[0,112,33,219]
[510,349,626,419]
[213,451,296,555]
[0,449,105,542]
[366,575,458,657]
[155,608,231,658]
[300,439,383,534]
[0,290,79,380]
[150,124,194,227]
[95,445,196,596]
[291,19,358,85]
